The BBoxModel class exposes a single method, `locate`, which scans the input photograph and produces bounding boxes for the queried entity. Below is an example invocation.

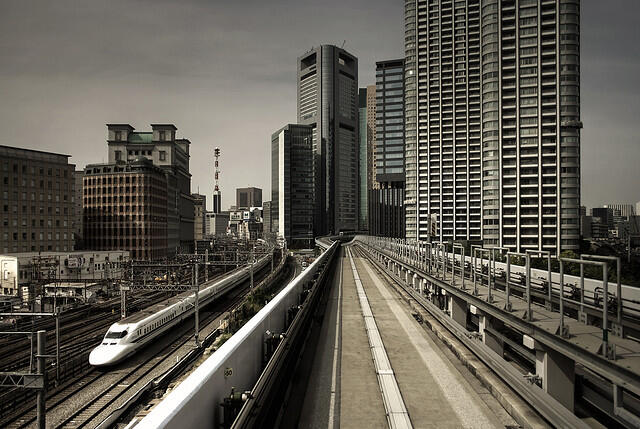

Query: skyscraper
[297,45,359,234]
[358,88,368,231]
[366,85,378,190]
[271,124,314,247]
[404,0,581,254]
[404,0,482,243]
[369,59,406,238]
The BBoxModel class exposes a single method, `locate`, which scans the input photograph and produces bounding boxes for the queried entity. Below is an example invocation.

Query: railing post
[526,254,531,321]
[505,255,512,311]
[559,261,565,335]
[602,263,609,355]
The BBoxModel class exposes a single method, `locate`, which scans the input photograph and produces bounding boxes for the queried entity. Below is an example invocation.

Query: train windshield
[105,330,128,339]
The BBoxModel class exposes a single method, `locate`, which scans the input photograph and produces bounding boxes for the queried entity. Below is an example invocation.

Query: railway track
[1,260,284,429]
[0,291,175,423]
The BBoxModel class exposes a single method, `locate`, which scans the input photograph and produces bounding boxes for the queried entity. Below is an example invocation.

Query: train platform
[298,245,519,428]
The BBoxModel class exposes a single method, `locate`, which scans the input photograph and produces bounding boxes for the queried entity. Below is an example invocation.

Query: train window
[105,330,128,339]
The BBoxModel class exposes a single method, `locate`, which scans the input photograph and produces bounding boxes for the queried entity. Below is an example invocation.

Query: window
[115,150,122,161]
[115,130,122,141]
[159,131,166,141]
[159,151,166,161]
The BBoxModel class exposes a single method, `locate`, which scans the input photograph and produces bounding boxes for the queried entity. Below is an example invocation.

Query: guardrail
[95,252,291,429]
[133,241,339,429]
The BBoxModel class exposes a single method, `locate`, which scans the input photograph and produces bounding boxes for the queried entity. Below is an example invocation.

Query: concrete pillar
[404,269,410,284]
[412,273,419,289]
[478,314,504,357]
[448,294,467,328]
[535,345,575,412]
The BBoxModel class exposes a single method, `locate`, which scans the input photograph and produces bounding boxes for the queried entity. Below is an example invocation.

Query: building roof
[106,124,135,130]
[0,145,71,159]
[150,124,178,130]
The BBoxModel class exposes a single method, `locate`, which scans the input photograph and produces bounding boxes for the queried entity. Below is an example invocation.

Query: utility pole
[36,330,46,429]
[250,247,254,289]
[194,261,200,348]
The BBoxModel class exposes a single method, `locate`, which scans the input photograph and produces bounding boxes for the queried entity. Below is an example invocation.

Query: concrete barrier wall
[134,241,338,429]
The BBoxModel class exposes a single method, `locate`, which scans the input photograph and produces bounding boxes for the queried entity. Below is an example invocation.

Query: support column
[535,345,575,412]
[448,294,467,328]
[478,314,504,357]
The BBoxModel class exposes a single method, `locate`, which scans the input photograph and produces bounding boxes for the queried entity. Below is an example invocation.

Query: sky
[0,0,638,211]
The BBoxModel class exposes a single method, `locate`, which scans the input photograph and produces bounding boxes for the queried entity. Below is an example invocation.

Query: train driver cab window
[105,330,128,339]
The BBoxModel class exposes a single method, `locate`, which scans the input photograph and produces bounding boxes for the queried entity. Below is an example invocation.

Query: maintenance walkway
[298,245,521,429]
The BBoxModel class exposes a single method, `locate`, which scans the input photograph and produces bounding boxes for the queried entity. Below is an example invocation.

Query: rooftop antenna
[341,40,346,49]
[214,148,220,192]
[212,147,222,213]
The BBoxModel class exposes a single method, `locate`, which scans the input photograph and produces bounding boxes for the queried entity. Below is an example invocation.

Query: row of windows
[1,163,70,178]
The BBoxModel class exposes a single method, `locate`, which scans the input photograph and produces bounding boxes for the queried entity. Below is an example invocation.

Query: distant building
[73,170,84,249]
[263,201,272,235]
[592,207,614,230]
[236,187,262,210]
[3,250,129,303]
[580,215,592,240]
[13,250,130,286]
[368,59,405,238]
[271,124,314,247]
[83,157,168,260]
[590,216,609,240]
[228,208,263,241]
[297,45,359,234]
[106,124,194,253]
[212,190,222,214]
[604,203,635,218]
[205,211,229,237]
[0,145,75,254]
[192,194,206,241]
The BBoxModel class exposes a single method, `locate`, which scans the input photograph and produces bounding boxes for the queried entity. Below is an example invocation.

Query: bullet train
[89,252,272,366]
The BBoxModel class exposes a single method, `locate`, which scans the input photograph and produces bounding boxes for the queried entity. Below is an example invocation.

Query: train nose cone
[89,345,129,366]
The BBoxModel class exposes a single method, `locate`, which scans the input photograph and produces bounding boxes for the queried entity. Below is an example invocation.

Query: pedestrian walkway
[298,245,517,428]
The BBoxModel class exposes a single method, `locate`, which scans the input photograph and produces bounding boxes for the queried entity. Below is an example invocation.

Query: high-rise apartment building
[358,89,369,231]
[369,59,406,238]
[271,124,314,247]
[404,0,482,243]
[83,157,168,260]
[0,146,75,254]
[106,124,194,253]
[236,187,262,209]
[297,45,359,234]
[404,0,581,254]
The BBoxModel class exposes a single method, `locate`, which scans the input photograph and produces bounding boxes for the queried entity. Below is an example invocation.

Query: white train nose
[89,345,131,366]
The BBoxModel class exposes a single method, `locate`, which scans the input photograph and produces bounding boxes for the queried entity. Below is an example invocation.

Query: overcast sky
[0,1,638,211]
